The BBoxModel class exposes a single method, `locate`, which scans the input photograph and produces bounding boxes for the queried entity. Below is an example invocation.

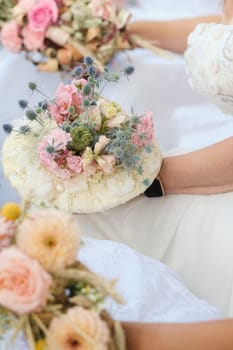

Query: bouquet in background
[0,202,125,350]
[2,58,162,213]
[0,0,167,72]
[0,0,13,28]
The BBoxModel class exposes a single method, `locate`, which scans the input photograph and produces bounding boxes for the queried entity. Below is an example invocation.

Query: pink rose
[90,0,117,21]
[48,103,66,124]
[22,25,45,50]
[1,20,22,52]
[0,248,52,315]
[0,215,15,251]
[49,82,83,123]
[28,0,58,32]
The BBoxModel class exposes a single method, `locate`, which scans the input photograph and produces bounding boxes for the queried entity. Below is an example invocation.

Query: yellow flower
[16,209,80,272]
[35,339,47,350]
[1,203,21,221]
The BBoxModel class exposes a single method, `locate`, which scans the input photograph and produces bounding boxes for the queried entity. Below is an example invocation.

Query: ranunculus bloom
[0,247,52,315]
[1,20,22,52]
[28,0,58,32]
[22,25,45,50]
[0,215,15,250]
[47,306,110,350]
[16,209,80,272]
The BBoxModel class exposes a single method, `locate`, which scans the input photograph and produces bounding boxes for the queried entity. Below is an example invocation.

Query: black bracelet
[144,177,164,197]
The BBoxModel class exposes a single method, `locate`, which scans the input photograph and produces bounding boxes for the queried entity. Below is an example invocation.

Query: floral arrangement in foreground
[0,0,168,72]
[0,202,125,350]
[2,58,162,212]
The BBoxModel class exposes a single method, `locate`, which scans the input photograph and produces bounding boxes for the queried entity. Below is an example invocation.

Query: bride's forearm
[123,320,233,350]
[160,137,233,195]
[127,16,220,53]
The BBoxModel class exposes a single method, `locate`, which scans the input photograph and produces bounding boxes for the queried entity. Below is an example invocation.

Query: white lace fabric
[0,238,219,349]
[185,23,233,115]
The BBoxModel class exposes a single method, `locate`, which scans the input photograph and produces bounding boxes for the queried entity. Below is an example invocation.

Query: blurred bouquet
[2,58,162,212]
[0,0,14,28]
[0,202,125,350]
[0,0,167,72]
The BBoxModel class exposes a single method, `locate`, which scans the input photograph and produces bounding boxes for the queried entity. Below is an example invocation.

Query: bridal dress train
[0,238,219,349]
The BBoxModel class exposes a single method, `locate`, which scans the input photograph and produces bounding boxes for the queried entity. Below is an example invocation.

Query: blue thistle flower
[82,84,92,96]
[38,101,48,110]
[18,100,28,109]
[2,123,13,134]
[84,56,94,65]
[28,82,37,91]
[26,109,37,121]
[20,125,30,133]
[87,65,97,78]
[46,145,55,154]
[83,99,90,108]
[73,66,83,77]
[124,66,135,76]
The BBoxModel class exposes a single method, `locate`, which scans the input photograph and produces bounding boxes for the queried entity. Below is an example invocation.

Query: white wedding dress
[0,237,219,350]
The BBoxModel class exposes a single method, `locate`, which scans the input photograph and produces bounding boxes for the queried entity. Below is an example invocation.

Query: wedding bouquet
[2,58,162,213]
[0,0,167,72]
[0,202,125,349]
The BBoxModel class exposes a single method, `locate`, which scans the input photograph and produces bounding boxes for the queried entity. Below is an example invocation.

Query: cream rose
[0,247,52,315]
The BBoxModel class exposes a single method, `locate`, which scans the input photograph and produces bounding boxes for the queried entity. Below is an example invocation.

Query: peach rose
[1,20,22,52]
[28,0,58,32]
[22,25,45,50]
[47,306,110,350]
[0,247,52,315]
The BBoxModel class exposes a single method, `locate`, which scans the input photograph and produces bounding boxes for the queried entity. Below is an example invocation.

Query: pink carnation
[38,128,73,179]
[28,0,58,32]
[1,20,22,52]
[132,111,154,148]
[0,247,52,315]
[90,0,117,21]
[0,215,15,251]
[66,156,83,174]
[22,25,45,50]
